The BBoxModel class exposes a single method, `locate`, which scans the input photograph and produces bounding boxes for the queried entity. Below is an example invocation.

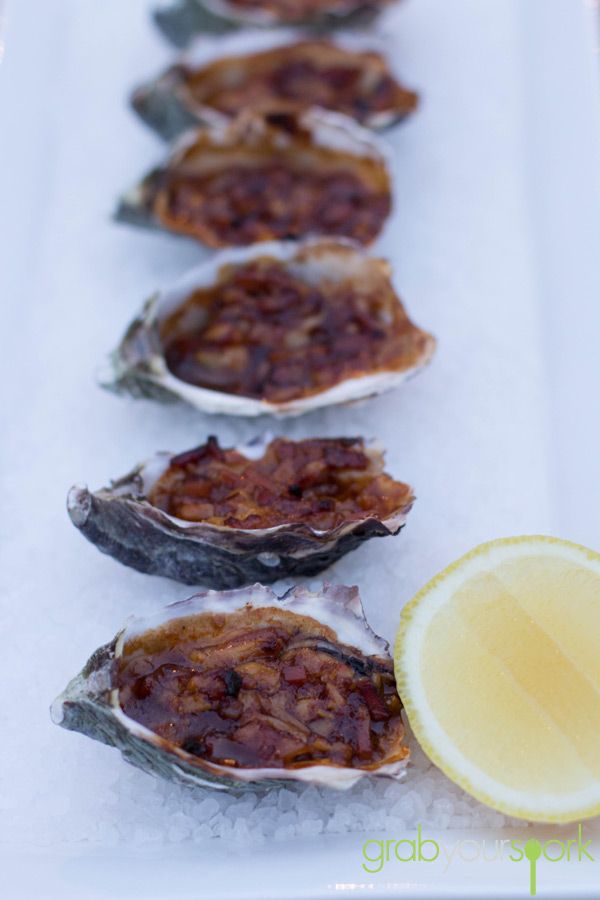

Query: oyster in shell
[103,239,435,417]
[132,32,418,141]
[155,0,399,45]
[67,435,415,588]
[116,108,392,248]
[51,584,409,789]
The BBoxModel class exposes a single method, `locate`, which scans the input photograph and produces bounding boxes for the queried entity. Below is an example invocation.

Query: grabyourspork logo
[361,824,594,896]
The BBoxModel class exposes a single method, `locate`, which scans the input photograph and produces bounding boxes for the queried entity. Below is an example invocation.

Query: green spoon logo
[524,838,542,896]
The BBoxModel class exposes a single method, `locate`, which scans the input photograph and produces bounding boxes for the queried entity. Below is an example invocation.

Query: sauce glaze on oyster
[67,435,415,588]
[116,108,392,248]
[155,0,399,45]
[132,32,418,141]
[52,584,409,789]
[103,239,435,417]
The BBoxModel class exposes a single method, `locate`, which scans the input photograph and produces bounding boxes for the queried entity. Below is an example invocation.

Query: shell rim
[111,584,408,785]
[104,237,436,418]
[67,434,415,543]
[56,584,409,788]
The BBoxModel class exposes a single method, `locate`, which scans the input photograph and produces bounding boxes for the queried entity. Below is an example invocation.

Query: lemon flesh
[395,536,600,822]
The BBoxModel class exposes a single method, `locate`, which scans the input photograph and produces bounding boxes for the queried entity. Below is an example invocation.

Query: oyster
[116,108,392,248]
[132,32,418,141]
[103,239,435,417]
[154,0,399,45]
[51,584,409,789]
[67,435,415,588]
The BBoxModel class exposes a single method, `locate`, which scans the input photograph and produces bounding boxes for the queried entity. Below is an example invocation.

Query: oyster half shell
[132,31,418,141]
[116,107,392,248]
[51,584,409,790]
[67,435,415,588]
[155,0,398,45]
[102,239,436,418]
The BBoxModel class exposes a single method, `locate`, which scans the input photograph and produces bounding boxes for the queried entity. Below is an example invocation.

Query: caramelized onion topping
[157,163,390,247]
[147,436,413,530]
[159,256,430,402]
[118,607,406,770]
[184,40,417,125]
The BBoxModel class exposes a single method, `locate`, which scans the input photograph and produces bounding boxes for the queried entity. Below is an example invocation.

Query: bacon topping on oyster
[160,255,430,403]
[158,163,389,247]
[148,436,414,530]
[179,39,417,125]
[144,110,391,247]
[117,605,407,770]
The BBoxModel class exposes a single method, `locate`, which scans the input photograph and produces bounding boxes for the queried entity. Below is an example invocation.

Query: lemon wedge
[394,535,600,823]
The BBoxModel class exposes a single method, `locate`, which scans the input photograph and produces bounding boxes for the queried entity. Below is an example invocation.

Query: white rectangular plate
[1,0,600,897]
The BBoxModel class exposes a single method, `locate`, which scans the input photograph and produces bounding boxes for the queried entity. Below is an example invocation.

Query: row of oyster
[55,0,426,791]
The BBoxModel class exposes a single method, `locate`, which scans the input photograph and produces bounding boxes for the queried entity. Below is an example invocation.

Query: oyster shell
[116,107,392,248]
[154,0,398,45]
[102,239,436,417]
[51,584,409,789]
[132,31,418,141]
[67,434,415,588]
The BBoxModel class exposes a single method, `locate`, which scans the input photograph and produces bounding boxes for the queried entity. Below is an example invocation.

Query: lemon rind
[395,535,600,824]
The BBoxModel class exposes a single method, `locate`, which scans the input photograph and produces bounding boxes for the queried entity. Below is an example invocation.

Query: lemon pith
[394,535,600,823]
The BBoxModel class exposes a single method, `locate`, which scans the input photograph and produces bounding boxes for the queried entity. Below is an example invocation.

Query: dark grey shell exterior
[67,456,411,588]
[155,0,239,45]
[155,0,390,47]
[115,171,165,235]
[132,67,213,143]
